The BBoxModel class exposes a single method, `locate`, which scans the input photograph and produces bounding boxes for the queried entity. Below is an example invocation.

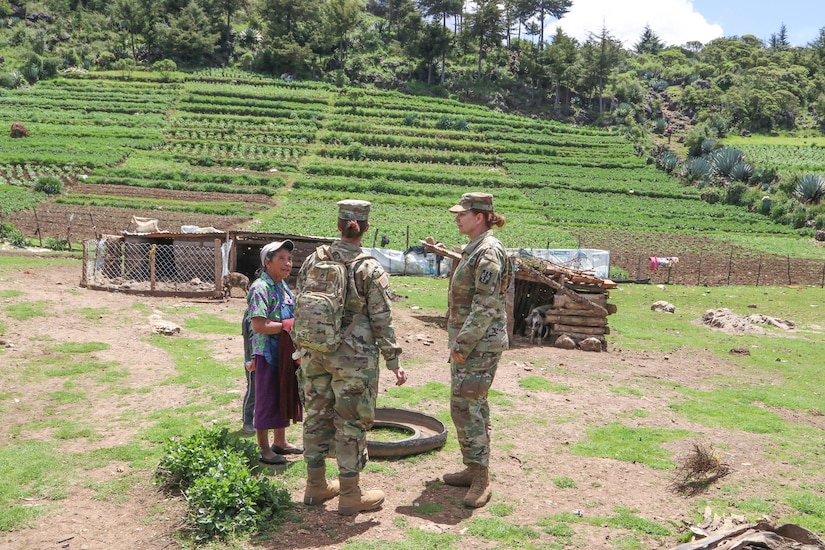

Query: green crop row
[315,145,502,166]
[302,158,516,187]
[83,176,277,197]
[320,131,498,153]
[55,194,261,216]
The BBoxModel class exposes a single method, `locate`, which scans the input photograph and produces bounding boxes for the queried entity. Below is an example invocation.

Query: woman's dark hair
[338,218,368,238]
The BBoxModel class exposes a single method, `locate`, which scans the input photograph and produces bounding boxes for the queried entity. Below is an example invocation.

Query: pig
[528,304,553,345]
[222,271,250,298]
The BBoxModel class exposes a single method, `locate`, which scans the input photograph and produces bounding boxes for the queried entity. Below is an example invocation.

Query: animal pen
[81,230,332,297]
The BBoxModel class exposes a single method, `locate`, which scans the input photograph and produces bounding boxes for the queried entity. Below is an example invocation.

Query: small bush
[155,427,291,541]
[347,141,366,161]
[44,237,71,251]
[403,113,417,126]
[34,176,63,195]
[436,115,454,130]
[1,223,28,247]
[0,71,22,89]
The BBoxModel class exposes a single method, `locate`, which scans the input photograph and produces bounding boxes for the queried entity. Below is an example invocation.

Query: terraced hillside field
[1,69,822,285]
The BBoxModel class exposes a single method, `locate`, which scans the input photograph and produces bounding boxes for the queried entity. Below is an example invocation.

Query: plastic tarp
[363,247,451,277]
[517,248,610,279]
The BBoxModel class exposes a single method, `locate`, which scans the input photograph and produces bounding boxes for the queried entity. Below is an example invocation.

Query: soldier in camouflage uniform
[297,199,408,515]
[443,192,511,508]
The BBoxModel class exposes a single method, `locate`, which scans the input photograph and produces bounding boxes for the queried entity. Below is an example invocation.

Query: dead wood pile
[421,238,618,350]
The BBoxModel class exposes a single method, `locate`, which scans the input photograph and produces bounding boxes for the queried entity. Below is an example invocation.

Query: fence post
[727,249,733,285]
[787,255,792,285]
[636,255,642,280]
[697,258,701,286]
[81,242,88,288]
[33,209,43,247]
[821,260,825,288]
[149,244,157,291]
[756,256,762,287]
[66,213,74,250]
[214,239,222,297]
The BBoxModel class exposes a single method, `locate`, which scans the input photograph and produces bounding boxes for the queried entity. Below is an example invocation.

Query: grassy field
[2,254,825,548]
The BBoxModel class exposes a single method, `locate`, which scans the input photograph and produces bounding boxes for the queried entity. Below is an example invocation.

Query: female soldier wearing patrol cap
[443,192,511,508]
[295,199,408,515]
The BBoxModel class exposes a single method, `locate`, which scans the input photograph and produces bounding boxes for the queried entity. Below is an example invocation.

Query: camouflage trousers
[450,351,501,467]
[300,343,379,475]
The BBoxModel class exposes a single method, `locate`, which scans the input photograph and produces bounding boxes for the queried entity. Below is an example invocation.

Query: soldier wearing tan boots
[443,192,512,508]
[295,199,407,515]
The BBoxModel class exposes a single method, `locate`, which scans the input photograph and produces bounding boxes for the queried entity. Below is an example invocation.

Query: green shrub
[347,141,366,161]
[155,427,290,541]
[44,237,71,251]
[0,71,22,89]
[34,176,63,195]
[1,224,28,247]
[436,115,454,130]
[403,113,417,126]
[725,182,749,206]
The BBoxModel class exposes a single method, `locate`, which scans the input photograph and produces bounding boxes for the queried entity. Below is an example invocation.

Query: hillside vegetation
[0,71,813,238]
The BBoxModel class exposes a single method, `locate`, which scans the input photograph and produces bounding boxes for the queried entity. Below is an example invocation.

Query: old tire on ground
[367,407,447,458]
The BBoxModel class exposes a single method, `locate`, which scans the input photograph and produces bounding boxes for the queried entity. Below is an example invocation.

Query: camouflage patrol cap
[338,199,371,221]
[448,192,494,213]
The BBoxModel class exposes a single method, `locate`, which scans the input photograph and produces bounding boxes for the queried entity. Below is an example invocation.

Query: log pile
[516,261,616,350]
[420,238,618,351]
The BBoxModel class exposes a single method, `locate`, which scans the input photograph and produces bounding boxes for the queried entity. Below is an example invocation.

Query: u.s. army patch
[479,269,492,284]
[377,272,390,289]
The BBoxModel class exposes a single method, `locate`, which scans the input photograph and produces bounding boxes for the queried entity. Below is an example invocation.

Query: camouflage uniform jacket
[296,240,401,370]
[448,230,511,358]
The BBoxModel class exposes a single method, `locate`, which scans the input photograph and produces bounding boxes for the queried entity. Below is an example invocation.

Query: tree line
[2,0,825,133]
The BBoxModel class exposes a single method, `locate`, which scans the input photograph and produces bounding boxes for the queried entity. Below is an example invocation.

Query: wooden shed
[421,239,617,350]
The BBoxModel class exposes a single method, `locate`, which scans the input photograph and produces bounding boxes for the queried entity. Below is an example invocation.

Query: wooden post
[821,260,825,288]
[33,209,43,247]
[696,258,701,286]
[81,241,88,287]
[149,244,157,291]
[89,213,99,240]
[636,255,642,280]
[372,228,378,247]
[727,249,733,285]
[787,255,792,285]
[756,256,762,287]
[66,212,74,249]
[214,239,222,297]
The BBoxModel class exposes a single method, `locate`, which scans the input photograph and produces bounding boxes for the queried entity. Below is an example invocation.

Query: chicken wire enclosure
[82,237,223,297]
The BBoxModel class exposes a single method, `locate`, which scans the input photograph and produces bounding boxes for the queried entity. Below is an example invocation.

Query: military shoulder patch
[377,272,390,289]
[479,269,492,284]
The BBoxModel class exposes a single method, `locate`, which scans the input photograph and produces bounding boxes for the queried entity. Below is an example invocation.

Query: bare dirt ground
[0,254,819,550]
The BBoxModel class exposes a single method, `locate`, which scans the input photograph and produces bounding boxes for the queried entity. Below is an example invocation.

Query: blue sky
[545,0,823,49]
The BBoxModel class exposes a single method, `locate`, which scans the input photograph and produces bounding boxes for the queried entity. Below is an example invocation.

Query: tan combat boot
[338,474,385,516]
[463,465,491,508]
[303,465,340,505]
[443,463,476,487]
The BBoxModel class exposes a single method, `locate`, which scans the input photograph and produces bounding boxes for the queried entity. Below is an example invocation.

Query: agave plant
[700,138,716,156]
[709,146,745,178]
[729,162,754,182]
[794,174,825,205]
[681,157,712,184]
[237,28,263,48]
[657,151,679,173]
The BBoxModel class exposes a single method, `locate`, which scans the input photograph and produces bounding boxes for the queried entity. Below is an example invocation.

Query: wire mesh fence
[82,238,221,296]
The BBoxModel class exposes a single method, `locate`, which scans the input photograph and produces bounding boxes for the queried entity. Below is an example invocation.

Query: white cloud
[545,0,724,48]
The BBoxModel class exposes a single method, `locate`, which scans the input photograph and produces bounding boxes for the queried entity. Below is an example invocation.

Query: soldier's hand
[394,366,408,386]
[450,350,466,364]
